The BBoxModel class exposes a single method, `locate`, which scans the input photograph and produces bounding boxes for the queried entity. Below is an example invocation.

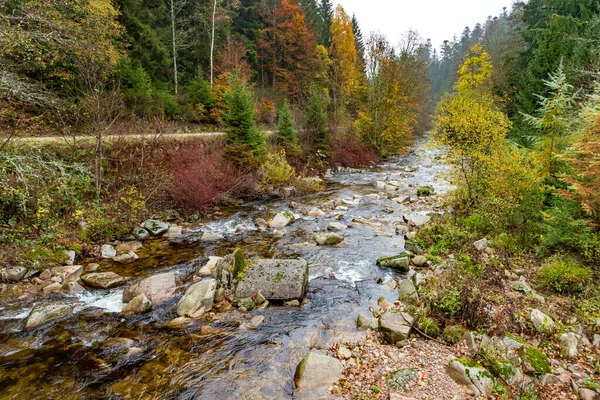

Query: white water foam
[72,288,125,313]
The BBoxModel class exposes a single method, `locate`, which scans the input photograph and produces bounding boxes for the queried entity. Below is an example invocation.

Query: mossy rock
[236,297,255,310]
[377,254,410,271]
[232,248,247,279]
[443,325,467,344]
[417,186,434,197]
[387,368,417,390]
[490,360,517,381]
[519,345,550,375]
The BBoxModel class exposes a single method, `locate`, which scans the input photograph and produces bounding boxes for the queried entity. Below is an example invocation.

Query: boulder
[164,226,183,240]
[398,279,419,305]
[143,219,169,236]
[307,208,326,218]
[559,332,579,358]
[411,255,427,267]
[530,309,554,333]
[508,280,532,294]
[200,231,223,242]
[123,272,177,304]
[357,314,372,329]
[62,281,85,294]
[269,211,295,228]
[378,311,414,344]
[314,233,344,246]
[235,259,309,301]
[101,244,117,259]
[176,279,217,317]
[23,303,73,330]
[403,213,431,228]
[198,256,222,276]
[132,227,150,241]
[377,255,410,271]
[116,241,143,254]
[446,359,494,397]
[1,266,28,282]
[113,251,139,264]
[473,238,489,252]
[81,272,127,289]
[64,250,76,265]
[122,294,152,315]
[294,352,344,390]
[327,222,348,231]
[50,265,83,283]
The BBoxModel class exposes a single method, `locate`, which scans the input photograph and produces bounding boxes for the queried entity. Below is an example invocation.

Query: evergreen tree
[276,100,297,146]
[319,0,333,47]
[223,75,266,166]
[351,13,366,72]
[305,85,330,151]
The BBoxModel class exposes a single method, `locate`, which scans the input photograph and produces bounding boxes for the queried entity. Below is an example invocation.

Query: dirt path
[12,132,226,143]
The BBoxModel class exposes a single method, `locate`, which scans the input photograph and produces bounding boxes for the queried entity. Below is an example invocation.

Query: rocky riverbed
[2,136,597,399]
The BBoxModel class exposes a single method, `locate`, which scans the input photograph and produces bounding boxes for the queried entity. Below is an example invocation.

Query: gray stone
[143,219,169,236]
[398,279,419,305]
[116,241,143,254]
[200,231,223,242]
[101,244,117,259]
[395,225,409,235]
[235,259,309,301]
[113,251,139,264]
[164,226,183,240]
[531,309,554,333]
[314,233,344,246]
[580,388,599,400]
[269,211,295,228]
[327,222,348,231]
[446,359,494,397]
[473,238,489,252]
[403,213,431,228]
[62,281,85,294]
[249,316,265,329]
[294,352,344,390]
[50,265,83,282]
[357,314,372,329]
[404,242,423,254]
[508,280,532,294]
[411,255,427,267]
[64,250,76,265]
[2,266,28,282]
[378,311,414,344]
[122,294,152,315]
[123,272,177,304]
[338,346,352,359]
[23,303,73,330]
[377,255,410,271]
[43,282,63,292]
[559,332,579,358]
[540,373,561,386]
[81,272,127,289]
[132,227,150,240]
[593,334,600,346]
[387,368,417,391]
[392,196,411,204]
[177,279,216,317]
[503,335,525,349]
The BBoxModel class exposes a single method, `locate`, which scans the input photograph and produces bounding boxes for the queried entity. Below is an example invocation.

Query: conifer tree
[276,100,297,146]
[305,85,330,151]
[223,75,266,166]
[319,0,333,47]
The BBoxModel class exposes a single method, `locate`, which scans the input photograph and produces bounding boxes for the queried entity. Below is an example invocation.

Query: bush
[331,136,380,168]
[259,151,295,187]
[442,325,467,344]
[418,316,440,337]
[537,257,591,294]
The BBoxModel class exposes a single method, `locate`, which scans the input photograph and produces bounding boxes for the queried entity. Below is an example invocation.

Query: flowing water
[0,138,451,400]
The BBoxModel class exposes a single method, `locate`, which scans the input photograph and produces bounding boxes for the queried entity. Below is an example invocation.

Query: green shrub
[418,316,440,337]
[537,257,591,294]
[259,151,295,187]
[442,325,467,344]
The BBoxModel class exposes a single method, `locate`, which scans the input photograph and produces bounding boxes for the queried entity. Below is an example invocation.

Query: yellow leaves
[329,5,358,100]
[456,44,493,93]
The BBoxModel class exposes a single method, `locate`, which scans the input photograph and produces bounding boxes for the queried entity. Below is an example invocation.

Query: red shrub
[332,138,381,168]
[167,140,242,211]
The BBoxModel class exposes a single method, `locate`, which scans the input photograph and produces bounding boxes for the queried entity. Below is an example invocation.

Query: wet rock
[404,241,423,254]
[307,208,326,218]
[249,316,264,329]
[473,238,489,252]
[23,303,73,330]
[395,225,409,235]
[403,213,431,228]
[377,255,410,271]
[64,250,76,265]
[82,272,127,289]
[62,281,85,294]
[237,297,255,311]
[122,294,152,315]
[269,211,295,228]
[446,359,494,397]
[285,299,301,307]
[254,218,268,231]
[84,263,100,273]
[234,259,309,301]
[294,352,344,390]
[387,368,417,390]
[375,231,393,237]
[177,279,216,317]
[116,241,143,254]
[273,229,287,237]
[101,244,117,259]
[198,256,222,276]
[50,265,83,283]
[200,231,223,242]
[530,309,554,333]
[143,219,169,236]
[374,180,386,189]
[398,279,419,305]
[378,311,414,344]
[314,233,344,246]
[392,196,411,204]
[43,282,63,292]
[559,332,579,358]
[166,317,194,330]
[327,222,347,231]
[1,266,28,282]
[123,272,177,304]
[411,255,427,267]
[132,226,150,241]
[164,226,183,240]
[357,314,372,329]
[113,251,139,264]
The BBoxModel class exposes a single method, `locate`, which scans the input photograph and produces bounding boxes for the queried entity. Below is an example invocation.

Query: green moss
[419,316,440,337]
[506,332,526,344]
[537,257,591,294]
[386,368,416,390]
[283,210,295,220]
[456,357,481,368]
[236,297,255,310]
[273,271,284,283]
[417,186,434,197]
[522,346,550,375]
[490,360,517,381]
[442,325,467,344]
[232,248,247,279]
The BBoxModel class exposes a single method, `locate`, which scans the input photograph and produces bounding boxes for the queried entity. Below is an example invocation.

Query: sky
[335,0,516,50]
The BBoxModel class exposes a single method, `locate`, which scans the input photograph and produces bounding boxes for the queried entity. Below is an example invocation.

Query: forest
[1,0,600,397]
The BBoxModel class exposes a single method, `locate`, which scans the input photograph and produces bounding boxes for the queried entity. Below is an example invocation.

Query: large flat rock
[81,272,127,289]
[294,352,344,391]
[177,279,216,317]
[235,259,308,301]
[123,272,177,304]
[378,311,414,344]
[23,303,73,330]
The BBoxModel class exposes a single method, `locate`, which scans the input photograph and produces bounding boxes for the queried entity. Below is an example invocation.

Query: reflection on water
[0,137,450,399]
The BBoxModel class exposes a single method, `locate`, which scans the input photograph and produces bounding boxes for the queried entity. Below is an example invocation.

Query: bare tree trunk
[210,0,218,89]
[171,0,178,94]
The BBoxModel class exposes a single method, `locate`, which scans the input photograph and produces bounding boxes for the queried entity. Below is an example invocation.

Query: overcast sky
[335,0,516,50]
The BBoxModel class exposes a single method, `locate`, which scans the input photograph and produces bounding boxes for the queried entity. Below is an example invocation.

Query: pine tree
[319,0,333,47]
[351,13,365,72]
[276,100,297,146]
[223,75,266,166]
[305,85,330,151]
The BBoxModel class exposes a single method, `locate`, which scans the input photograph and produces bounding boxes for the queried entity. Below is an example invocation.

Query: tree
[276,100,297,146]
[456,44,493,92]
[318,0,333,46]
[223,74,266,166]
[351,13,365,71]
[305,85,329,151]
